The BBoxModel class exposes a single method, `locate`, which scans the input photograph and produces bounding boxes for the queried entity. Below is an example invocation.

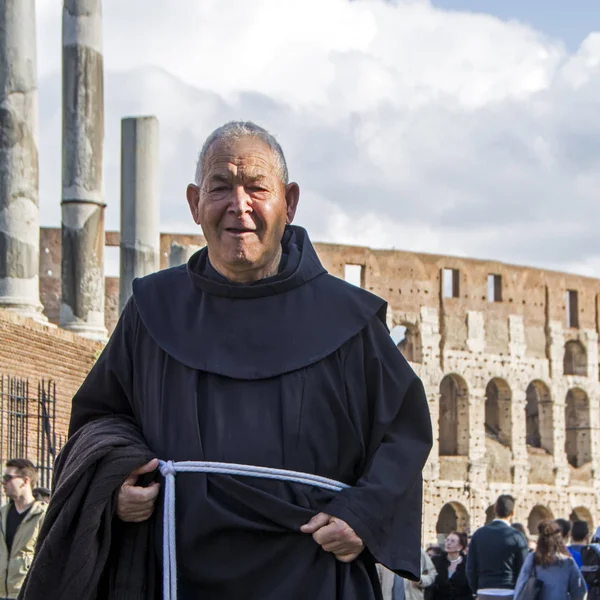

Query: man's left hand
[301,512,364,563]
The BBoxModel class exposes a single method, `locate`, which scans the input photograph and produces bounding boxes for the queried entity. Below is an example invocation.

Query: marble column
[0,0,46,321]
[60,0,107,340]
[119,116,160,312]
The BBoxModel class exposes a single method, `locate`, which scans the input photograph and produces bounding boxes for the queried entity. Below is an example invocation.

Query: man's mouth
[225,227,255,235]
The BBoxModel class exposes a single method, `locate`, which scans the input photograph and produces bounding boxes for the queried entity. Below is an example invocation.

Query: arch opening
[436,502,470,541]
[564,340,587,377]
[565,388,591,468]
[569,506,594,534]
[391,323,423,363]
[439,375,469,456]
[485,378,512,448]
[525,381,553,454]
[527,505,554,536]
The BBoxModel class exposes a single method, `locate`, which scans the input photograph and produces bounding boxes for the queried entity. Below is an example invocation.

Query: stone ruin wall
[39,227,600,544]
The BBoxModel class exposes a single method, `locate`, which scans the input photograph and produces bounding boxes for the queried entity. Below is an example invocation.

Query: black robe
[69,226,433,600]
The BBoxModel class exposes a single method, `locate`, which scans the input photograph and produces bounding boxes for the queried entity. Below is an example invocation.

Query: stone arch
[564,340,587,376]
[565,388,592,468]
[436,502,470,536]
[439,374,470,456]
[390,323,423,363]
[525,381,554,454]
[570,506,594,532]
[528,505,554,535]
[485,378,512,448]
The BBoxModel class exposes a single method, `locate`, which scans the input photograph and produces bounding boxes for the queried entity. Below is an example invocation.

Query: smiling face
[186,136,299,283]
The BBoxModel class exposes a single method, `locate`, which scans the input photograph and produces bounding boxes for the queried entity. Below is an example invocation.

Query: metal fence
[0,376,62,502]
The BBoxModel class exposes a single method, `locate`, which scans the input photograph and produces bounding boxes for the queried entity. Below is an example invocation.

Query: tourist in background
[555,518,571,544]
[511,523,534,554]
[377,548,437,600]
[579,527,600,599]
[466,494,528,599]
[31,488,50,504]
[429,531,472,600]
[568,520,589,569]
[514,520,586,600]
[0,459,47,600]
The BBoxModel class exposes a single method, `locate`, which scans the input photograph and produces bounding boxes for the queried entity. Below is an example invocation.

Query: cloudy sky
[35,0,600,277]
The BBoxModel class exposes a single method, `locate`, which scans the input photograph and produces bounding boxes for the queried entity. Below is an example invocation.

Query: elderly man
[44,122,431,599]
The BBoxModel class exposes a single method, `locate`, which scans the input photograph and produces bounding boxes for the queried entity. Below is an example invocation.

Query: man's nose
[228,186,252,214]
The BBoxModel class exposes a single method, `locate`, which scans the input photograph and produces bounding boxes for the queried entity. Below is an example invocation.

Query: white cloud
[34,0,600,276]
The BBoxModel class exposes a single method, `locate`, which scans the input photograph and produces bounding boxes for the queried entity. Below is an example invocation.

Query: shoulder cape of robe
[69,225,433,600]
[132,225,387,379]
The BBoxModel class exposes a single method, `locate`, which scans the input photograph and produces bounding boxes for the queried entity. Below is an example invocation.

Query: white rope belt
[158,460,349,600]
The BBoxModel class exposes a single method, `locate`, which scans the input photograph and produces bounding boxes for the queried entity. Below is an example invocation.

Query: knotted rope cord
[158,460,349,600]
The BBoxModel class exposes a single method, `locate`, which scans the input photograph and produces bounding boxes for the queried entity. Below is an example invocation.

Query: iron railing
[0,376,62,502]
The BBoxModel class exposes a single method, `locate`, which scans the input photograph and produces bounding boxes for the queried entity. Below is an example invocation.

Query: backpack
[580,544,600,586]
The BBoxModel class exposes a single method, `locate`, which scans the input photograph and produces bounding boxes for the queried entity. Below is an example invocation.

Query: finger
[122,459,159,487]
[300,512,331,533]
[122,482,160,503]
[121,511,154,523]
[120,497,156,513]
[334,551,361,563]
[130,458,159,477]
[312,520,346,546]
[322,536,362,554]
[322,541,351,553]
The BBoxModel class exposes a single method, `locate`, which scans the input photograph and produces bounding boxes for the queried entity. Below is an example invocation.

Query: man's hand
[301,512,365,563]
[117,458,160,522]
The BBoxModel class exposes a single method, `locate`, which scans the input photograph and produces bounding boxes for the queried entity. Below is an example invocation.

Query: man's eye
[211,186,229,192]
[248,186,267,192]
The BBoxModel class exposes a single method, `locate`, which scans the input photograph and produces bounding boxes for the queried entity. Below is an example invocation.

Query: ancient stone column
[168,243,202,268]
[60,0,107,340]
[119,116,160,312]
[0,0,46,321]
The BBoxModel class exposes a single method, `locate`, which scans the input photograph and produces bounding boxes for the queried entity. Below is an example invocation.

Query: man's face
[186,136,299,279]
[2,468,27,500]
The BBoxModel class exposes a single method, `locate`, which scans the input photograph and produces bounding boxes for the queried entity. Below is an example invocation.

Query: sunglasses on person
[1,474,22,483]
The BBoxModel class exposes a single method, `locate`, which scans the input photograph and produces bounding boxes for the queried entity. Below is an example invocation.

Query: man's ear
[285,182,300,224]
[186,184,201,225]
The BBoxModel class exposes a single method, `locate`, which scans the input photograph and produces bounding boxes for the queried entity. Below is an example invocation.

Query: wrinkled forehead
[204,136,279,178]
[4,467,19,477]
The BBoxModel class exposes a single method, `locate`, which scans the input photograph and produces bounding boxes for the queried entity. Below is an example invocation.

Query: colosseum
[35,226,600,546]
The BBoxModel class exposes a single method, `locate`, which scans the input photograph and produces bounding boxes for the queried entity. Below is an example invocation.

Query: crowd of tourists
[2,463,600,600]
[379,494,598,600]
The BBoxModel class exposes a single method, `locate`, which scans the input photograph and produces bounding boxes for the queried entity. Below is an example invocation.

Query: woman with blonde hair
[514,520,586,600]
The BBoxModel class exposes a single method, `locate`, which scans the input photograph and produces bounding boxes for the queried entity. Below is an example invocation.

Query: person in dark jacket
[430,531,472,600]
[466,495,528,599]
[568,520,589,569]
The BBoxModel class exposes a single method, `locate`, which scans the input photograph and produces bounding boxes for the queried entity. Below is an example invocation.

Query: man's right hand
[117,458,160,522]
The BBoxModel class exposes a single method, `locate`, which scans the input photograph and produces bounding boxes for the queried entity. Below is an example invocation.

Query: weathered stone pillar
[60,0,107,340]
[119,116,160,312]
[168,242,201,268]
[0,0,46,321]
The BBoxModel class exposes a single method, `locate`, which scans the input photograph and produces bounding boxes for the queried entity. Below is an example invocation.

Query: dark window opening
[567,290,579,329]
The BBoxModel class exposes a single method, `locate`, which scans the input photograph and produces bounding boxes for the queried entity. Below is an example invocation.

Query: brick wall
[0,311,103,448]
